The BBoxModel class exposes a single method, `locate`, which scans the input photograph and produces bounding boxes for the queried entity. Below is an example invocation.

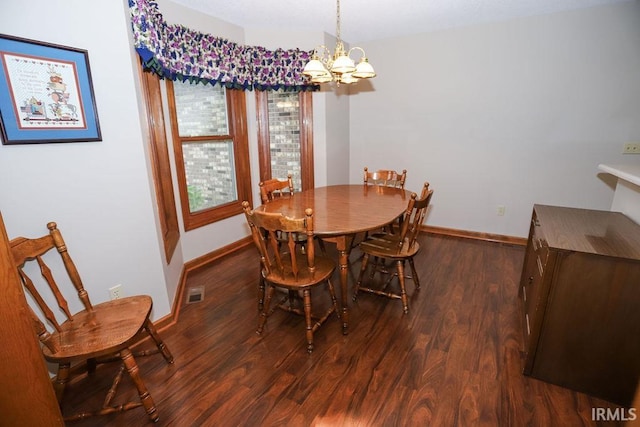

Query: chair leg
[408,257,420,289]
[369,256,378,280]
[396,260,409,314]
[257,285,275,334]
[258,273,266,312]
[144,319,175,364]
[354,253,370,301]
[103,364,126,409]
[54,363,71,403]
[303,289,314,354]
[120,348,159,423]
[327,279,338,316]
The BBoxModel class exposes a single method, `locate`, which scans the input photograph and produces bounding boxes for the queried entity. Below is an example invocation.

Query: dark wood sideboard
[519,204,640,406]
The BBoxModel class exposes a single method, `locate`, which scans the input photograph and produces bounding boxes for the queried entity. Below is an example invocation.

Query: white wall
[0,0,170,318]
[323,68,351,185]
[349,1,640,237]
[3,0,638,322]
[320,34,352,186]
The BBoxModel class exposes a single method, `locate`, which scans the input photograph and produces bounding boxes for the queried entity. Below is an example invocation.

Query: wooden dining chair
[357,166,408,245]
[363,167,407,189]
[243,201,338,353]
[10,222,174,423]
[259,174,295,204]
[354,182,434,314]
[257,174,326,310]
[257,174,300,310]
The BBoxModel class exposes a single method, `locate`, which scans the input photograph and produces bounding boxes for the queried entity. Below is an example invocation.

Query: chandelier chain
[336,0,341,42]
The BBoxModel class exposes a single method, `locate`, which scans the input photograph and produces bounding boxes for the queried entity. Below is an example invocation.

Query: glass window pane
[267,91,302,191]
[173,82,229,137]
[182,140,237,212]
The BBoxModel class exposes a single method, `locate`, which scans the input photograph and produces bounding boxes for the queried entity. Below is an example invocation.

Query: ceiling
[169,0,631,43]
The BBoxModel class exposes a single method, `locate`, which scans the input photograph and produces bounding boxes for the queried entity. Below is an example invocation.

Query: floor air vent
[186,286,205,304]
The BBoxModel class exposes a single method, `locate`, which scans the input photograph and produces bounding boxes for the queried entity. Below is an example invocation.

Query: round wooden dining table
[256,184,410,334]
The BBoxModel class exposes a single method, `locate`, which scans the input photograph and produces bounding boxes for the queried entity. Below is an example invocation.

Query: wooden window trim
[138,64,180,263]
[166,83,252,231]
[299,92,314,190]
[256,91,271,183]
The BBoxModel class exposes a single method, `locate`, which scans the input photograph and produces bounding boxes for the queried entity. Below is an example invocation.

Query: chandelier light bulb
[311,72,334,83]
[339,73,359,84]
[331,54,356,74]
[302,58,330,78]
[352,57,376,79]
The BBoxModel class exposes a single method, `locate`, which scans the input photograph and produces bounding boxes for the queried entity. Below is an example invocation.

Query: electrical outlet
[497,205,506,216]
[623,143,640,154]
[109,284,123,300]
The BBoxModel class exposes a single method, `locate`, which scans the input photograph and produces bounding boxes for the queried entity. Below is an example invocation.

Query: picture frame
[0,34,101,145]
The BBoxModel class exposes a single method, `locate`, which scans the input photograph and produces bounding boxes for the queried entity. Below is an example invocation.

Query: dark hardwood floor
[61,233,624,426]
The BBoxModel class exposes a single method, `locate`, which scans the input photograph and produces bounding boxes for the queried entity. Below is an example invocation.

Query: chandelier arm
[347,46,367,60]
[312,45,333,64]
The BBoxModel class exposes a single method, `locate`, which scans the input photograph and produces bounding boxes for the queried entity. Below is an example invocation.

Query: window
[167,81,251,231]
[256,90,314,191]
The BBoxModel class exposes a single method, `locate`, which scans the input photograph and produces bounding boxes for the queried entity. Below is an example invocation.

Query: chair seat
[360,235,421,259]
[265,256,335,289]
[42,295,153,363]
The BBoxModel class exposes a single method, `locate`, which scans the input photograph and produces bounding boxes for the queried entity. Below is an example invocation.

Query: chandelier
[302,0,376,85]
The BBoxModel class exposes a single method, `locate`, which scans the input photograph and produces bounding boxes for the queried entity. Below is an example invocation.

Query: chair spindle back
[397,182,434,253]
[259,174,295,204]
[363,167,407,189]
[243,202,315,282]
[10,222,93,350]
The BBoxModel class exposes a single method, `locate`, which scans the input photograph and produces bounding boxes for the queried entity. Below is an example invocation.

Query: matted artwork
[0,34,101,144]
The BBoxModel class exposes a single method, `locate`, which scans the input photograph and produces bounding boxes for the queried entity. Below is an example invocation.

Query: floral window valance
[129,0,316,92]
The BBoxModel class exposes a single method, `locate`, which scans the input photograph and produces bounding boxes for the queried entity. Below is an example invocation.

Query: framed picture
[0,34,101,144]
